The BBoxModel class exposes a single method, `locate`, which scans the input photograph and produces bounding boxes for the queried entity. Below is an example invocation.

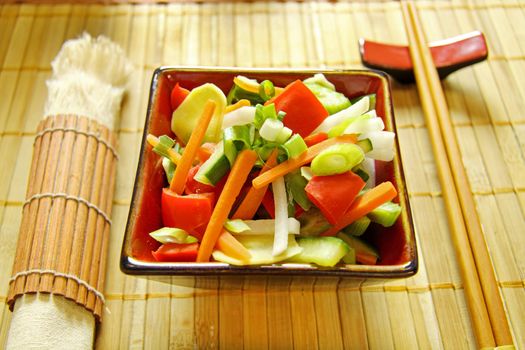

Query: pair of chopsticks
[400,2,514,349]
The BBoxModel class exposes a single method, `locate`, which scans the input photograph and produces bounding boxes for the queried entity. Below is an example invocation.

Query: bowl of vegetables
[121,67,417,278]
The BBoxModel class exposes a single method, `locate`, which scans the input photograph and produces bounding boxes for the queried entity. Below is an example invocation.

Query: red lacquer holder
[360,31,488,84]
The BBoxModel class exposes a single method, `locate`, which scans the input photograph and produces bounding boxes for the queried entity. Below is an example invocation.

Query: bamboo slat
[168,277,195,349]
[219,277,244,349]
[144,278,172,349]
[1,2,525,349]
[242,276,269,349]
[194,277,219,349]
[314,278,344,350]
[289,277,319,349]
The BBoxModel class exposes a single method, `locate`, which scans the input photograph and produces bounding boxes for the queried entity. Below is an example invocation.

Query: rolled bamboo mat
[0,1,524,349]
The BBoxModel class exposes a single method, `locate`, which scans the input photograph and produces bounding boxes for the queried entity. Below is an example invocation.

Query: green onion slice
[224,219,251,233]
[149,227,198,244]
[275,127,293,144]
[162,157,176,184]
[259,118,284,142]
[283,134,307,159]
[254,103,280,129]
[259,80,275,101]
[223,124,255,166]
[152,135,177,159]
[311,143,365,176]
[300,166,314,181]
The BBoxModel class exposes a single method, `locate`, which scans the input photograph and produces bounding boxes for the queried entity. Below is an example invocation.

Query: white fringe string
[34,125,119,160]
[24,192,112,225]
[9,269,106,305]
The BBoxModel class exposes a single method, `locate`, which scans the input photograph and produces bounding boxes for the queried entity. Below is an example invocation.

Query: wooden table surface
[0,1,524,349]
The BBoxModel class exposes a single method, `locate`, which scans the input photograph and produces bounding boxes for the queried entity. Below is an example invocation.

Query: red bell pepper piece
[261,190,275,219]
[184,165,228,203]
[305,171,365,225]
[185,165,216,195]
[294,204,305,218]
[170,83,190,111]
[152,242,199,262]
[304,132,328,147]
[161,188,214,232]
[266,80,329,137]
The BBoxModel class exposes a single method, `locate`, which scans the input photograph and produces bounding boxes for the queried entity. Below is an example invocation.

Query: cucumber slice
[287,236,350,267]
[297,207,331,236]
[342,216,371,236]
[336,232,379,265]
[305,82,351,115]
[342,246,356,264]
[368,201,401,227]
[194,144,230,185]
[356,138,373,153]
[303,73,336,90]
[171,83,226,144]
[351,165,370,183]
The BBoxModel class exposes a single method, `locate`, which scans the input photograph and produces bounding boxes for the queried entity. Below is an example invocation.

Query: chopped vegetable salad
[145,74,401,267]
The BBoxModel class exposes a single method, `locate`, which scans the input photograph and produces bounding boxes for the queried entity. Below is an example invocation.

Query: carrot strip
[224,99,251,114]
[196,142,216,163]
[322,181,398,236]
[252,135,357,189]
[304,132,328,147]
[214,230,251,261]
[232,149,279,220]
[197,150,258,262]
[170,100,216,194]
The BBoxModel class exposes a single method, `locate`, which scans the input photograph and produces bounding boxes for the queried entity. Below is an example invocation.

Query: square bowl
[121,67,417,278]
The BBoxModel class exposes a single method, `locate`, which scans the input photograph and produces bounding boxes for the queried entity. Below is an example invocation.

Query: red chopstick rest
[359,31,488,84]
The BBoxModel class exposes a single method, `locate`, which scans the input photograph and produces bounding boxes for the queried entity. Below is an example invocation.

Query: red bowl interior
[125,68,416,272]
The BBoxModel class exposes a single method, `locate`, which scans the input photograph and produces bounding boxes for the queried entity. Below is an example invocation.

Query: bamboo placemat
[0,1,524,348]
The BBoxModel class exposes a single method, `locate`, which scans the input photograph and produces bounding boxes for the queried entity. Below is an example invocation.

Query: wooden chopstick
[400,1,514,348]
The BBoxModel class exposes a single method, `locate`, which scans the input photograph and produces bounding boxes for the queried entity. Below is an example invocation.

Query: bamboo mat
[0,1,524,348]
